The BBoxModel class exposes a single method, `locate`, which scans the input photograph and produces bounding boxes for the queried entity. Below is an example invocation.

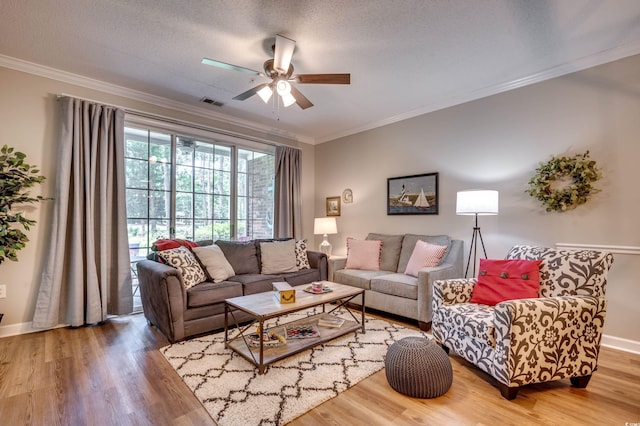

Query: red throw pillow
[469,259,542,306]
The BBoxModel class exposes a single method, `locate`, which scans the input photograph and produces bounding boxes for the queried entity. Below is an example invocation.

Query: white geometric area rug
[160,307,429,426]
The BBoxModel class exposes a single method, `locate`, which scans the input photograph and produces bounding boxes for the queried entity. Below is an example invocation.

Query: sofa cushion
[192,244,235,283]
[281,268,321,286]
[295,239,311,269]
[397,234,451,273]
[186,280,243,308]
[440,303,497,348]
[333,269,388,290]
[215,240,260,274]
[260,239,298,274]
[470,259,542,306]
[157,246,207,289]
[370,273,418,299]
[404,240,448,277]
[366,233,404,272]
[227,273,282,295]
[345,238,382,270]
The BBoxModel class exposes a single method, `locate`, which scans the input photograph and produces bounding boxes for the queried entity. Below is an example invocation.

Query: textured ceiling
[1,0,640,144]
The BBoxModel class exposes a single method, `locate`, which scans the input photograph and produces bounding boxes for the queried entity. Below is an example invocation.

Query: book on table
[318,316,345,328]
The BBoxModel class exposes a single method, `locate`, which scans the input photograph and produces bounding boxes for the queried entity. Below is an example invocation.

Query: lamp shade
[456,190,499,215]
[314,217,337,235]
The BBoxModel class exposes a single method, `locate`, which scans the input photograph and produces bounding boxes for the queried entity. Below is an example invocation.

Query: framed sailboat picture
[387,172,439,215]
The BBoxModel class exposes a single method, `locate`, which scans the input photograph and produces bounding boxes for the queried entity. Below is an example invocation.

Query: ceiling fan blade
[289,85,314,110]
[295,74,351,84]
[273,34,296,74]
[233,83,270,101]
[201,57,260,75]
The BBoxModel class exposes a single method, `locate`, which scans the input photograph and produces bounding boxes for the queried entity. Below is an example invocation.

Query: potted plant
[0,144,47,323]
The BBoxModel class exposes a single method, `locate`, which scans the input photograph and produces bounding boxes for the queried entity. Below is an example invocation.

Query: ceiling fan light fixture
[276,80,291,96]
[257,85,273,103]
[282,93,296,107]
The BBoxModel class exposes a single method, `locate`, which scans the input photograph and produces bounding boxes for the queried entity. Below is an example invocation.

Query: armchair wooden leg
[418,321,432,331]
[570,375,592,388]
[498,383,519,400]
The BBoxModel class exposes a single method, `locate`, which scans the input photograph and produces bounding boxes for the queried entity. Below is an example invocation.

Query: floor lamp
[456,190,499,278]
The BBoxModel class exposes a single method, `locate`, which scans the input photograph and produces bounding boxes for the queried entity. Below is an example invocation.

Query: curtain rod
[56,93,293,149]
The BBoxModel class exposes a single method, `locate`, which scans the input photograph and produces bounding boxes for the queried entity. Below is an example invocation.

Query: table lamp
[314,217,337,257]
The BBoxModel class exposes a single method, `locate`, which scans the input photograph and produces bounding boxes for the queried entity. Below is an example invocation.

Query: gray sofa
[137,239,328,343]
[332,233,464,330]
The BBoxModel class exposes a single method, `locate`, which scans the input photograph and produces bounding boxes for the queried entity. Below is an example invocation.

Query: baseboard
[601,334,640,355]
[0,321,66,339]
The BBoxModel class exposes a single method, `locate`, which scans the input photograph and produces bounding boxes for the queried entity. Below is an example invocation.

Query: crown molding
[316,40,640,144]
[0,54,313,145]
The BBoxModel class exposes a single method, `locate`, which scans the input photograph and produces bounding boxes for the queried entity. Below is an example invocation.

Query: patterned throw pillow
[469,258,542,305]
[345,238,382,270]
[295,240,311,270]
[157,246,207,289]
[404,240,448,277]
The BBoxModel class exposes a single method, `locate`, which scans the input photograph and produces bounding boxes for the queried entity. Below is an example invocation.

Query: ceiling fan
[202,34,350,110]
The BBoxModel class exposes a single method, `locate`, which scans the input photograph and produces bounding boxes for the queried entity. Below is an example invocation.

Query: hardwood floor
[1,312,639,425]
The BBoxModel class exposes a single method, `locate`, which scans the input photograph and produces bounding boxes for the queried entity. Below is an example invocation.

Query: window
[124,125,274,256]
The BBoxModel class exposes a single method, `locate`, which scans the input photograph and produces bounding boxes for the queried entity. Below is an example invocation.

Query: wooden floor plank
[0,312,639,425]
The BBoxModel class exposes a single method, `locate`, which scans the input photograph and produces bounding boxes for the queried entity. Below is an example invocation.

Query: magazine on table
[317,315,345,328]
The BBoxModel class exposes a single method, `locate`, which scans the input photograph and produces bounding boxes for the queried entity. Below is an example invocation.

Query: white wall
[0,66,315,332]
[315,54,640,344]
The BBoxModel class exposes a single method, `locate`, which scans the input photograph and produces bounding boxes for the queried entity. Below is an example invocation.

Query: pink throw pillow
[404,240,448,277]
[345,238,382,270]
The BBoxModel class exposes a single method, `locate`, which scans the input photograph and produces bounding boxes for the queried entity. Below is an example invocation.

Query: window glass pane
[194,141,214,168]
[149,191,171,219]
[214,170,231,195]
[214,220,231,240]
[175,220,193,240]
[127,219,148,250]
[214,195,230,219]
[236,220,247,239]
[194,193,212,218]
[176,165,193,192]
[194,167,213,193]
[125,159,148,189]
[237,196,247,220]
[194,219,213,241]
[149,219,170,242]
[215,146,231,171]
[176,193,193,218]
[237,173,247,195]
[176,138,194,165]
[150,162,171,190]
[126,189,148,218]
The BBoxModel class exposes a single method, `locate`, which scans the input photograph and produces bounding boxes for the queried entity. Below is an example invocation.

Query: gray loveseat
[332,233,464,330]
[137,239,328,342]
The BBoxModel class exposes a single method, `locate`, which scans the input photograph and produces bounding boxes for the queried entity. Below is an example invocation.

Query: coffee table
[224,281,365,374]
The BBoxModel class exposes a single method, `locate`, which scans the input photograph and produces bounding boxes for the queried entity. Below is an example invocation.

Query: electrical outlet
[0,285,6,298]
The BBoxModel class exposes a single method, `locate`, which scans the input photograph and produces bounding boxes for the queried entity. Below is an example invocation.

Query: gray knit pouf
[385,336,453,398]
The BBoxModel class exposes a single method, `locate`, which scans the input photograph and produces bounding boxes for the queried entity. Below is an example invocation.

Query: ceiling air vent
[200,97,224,107]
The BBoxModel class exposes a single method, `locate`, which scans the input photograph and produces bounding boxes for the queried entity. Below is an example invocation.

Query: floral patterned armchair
[432,245,614,400]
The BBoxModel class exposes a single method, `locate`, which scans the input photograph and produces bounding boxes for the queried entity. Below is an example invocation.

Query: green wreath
[526,151,601,212]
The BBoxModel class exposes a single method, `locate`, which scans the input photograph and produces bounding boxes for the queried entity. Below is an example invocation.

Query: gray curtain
[273,146,302,239]
[33,96,132,328]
